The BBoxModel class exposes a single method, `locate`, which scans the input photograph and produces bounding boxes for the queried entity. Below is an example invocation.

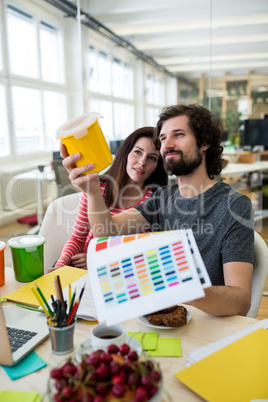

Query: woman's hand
[70,253,87,269]
[60,143,100,194]
[45,266,60,274]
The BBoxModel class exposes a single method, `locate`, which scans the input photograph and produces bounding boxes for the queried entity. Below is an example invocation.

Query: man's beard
[163,148,203,176]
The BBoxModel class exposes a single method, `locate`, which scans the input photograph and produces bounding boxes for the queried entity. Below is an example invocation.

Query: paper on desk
[187,318,268,365]
[88,229,209,325]
[53,275,97,321]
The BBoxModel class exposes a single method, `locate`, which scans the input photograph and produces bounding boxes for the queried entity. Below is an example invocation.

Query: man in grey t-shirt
[62,104,254,317]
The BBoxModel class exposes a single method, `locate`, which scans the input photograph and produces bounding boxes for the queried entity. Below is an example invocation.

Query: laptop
[0,303,49,366]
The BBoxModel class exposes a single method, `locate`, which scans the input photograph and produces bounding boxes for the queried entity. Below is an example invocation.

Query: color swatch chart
[96,239,195,307]
[95,232,152,252]
[186,232,207,286]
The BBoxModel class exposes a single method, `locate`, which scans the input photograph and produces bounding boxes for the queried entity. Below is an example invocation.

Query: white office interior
[0,0,268,226]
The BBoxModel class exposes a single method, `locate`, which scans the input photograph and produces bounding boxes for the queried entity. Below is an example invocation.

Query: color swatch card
[87,229,210,325]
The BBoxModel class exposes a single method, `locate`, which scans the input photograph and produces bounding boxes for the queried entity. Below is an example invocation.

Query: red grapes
[49,343,162,401]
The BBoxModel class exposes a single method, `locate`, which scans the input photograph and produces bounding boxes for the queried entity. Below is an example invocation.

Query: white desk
[0,267,259,400]
[221,162,268,223]
[221,161,268,176]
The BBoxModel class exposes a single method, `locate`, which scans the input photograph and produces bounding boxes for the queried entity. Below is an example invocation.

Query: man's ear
[202,144,210,152]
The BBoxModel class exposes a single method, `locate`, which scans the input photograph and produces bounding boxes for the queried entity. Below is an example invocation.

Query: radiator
[0,166,55,213]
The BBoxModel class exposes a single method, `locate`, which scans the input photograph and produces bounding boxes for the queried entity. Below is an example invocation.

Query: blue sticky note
[1,351,47,381]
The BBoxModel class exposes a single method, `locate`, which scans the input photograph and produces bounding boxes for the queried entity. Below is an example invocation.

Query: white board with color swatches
[87,229,211,325]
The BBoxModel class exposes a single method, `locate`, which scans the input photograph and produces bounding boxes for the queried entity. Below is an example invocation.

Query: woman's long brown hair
[101,127,168,208]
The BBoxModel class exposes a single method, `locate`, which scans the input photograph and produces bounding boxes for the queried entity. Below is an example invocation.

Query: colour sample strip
[188,237,206,285]
[96,241,108,251]
[96,240,196,307]
[110,237,122,247]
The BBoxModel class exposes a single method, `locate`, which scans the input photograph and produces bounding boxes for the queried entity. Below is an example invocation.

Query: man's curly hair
[155,103,224,179]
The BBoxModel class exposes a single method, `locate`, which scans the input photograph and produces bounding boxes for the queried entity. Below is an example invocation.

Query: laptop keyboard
[7,327,37,353]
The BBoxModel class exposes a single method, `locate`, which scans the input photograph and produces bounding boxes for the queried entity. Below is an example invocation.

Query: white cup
[91,323,126,349]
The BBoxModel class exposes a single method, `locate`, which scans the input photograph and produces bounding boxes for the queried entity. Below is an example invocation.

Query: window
[6,5,38,78]
[0,84,10,157]
[11,86,43,154]
[112,58,134,99]
[145,73,165,125]
[114,103,134,138]
[43,91,67,150]
[1,2,66,161]
[89,98,113,139]
[146,74,165,106]
[40,21,64,83]
[87,47,111,95]
[146,107,161,126]
[86,44,135,141]
[0,16,3,72]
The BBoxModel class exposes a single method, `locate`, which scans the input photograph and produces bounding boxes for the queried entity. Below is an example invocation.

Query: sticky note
[148,338,182,357]
[1,351,47,381]
[0,391,41,402]
[128,332,158,350]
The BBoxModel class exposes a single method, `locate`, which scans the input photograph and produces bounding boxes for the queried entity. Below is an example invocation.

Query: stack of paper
[87,229,211,325]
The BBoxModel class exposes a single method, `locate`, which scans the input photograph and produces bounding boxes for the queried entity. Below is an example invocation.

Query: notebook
[0,303,49,366]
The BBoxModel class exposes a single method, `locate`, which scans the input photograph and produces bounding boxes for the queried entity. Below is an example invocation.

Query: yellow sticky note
[0,391,40,402]
[148,338,182,357]
[128,332,158,350]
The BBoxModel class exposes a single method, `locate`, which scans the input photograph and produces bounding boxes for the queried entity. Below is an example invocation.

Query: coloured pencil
[56,275,64,303]
[78,283,86,301]
[66,299,79,326]
[53,276,63,303]
[69,288,76,315]
[30,286,50,318]
[16,303,41,312]
[67,284,85,326]
[34,283,53,316]
[68,284,71,306]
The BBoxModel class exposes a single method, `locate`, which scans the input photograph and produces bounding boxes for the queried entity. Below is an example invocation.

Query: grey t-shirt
[135,182,254,286]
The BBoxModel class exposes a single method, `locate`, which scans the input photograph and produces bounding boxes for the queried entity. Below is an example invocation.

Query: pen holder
[47,320,76,355]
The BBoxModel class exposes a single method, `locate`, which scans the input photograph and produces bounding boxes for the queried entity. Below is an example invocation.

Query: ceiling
[78,0,268,89]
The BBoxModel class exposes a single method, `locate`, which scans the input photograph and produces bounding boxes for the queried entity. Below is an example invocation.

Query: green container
[7,235,46,282]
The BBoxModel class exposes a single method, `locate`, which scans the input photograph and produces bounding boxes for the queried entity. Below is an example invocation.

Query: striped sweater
[55,182,153,267]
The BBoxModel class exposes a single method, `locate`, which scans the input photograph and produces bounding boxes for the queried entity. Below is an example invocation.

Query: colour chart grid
[96,240,194,307]
[186,234,206,285]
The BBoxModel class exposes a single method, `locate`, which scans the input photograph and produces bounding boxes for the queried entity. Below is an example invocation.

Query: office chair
[39,192,80,269]
[51,160,80,198]
[246,231,268,318]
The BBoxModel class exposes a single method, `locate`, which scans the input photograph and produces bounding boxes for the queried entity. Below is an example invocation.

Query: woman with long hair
[52,126,167,270]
